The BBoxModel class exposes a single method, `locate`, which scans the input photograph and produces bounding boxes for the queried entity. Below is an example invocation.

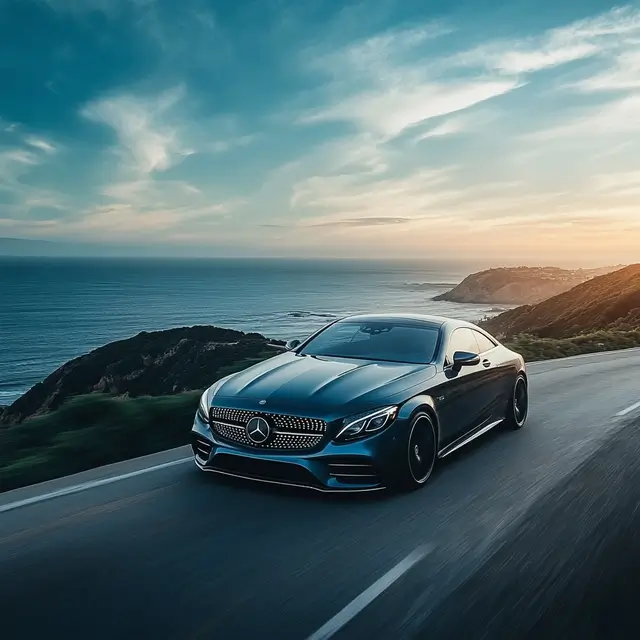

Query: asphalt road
[1,349,639,640]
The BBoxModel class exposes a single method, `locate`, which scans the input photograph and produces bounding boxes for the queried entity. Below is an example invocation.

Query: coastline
[0,257,501,406]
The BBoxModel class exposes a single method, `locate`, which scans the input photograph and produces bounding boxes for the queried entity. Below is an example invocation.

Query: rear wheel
[506,374,528,430]
[398,413,437,490]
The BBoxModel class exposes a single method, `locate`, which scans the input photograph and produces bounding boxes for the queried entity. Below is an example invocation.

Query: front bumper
[191,413,403,492]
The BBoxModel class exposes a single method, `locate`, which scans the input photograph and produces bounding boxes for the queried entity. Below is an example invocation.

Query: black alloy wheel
[400,413,437,490]
[506,374,529,430]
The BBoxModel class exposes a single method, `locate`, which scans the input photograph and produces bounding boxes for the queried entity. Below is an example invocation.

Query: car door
[434,327,487,448]
[471,329,509,422]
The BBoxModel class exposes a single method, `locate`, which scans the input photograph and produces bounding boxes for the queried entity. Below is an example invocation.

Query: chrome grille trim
[209,406,327,451]
[210,407,325,433]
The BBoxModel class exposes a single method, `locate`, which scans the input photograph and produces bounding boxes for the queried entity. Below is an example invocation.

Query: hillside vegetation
[0,393,198,493]
[434,265,622,305]
[483,264,640,339]
[0,325,282,426]
[504,330,640,361]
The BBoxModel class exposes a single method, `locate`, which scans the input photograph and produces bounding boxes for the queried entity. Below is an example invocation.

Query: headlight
[196,377,229,423]
[197,390,210,423]
[335,406,398,442]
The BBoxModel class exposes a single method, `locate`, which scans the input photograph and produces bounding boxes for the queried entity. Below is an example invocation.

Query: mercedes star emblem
[246,416,271,444]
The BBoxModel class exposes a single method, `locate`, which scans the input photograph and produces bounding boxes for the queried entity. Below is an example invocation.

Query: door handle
[482,359,491,368]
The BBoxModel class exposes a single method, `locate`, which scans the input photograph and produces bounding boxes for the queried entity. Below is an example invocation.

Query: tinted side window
[473,330,496,353]
[446,328,479,362]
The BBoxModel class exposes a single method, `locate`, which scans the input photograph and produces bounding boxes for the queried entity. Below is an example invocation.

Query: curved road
[1,349,639,640]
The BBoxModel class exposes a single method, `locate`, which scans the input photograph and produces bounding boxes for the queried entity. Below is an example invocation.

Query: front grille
[192,434,213,462]
[210,407,325,433]
[210,454,320,487]
[327,457,380,485]
[209,406,326,451]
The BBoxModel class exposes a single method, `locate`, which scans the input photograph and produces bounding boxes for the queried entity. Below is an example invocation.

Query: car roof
[338,312,482,331]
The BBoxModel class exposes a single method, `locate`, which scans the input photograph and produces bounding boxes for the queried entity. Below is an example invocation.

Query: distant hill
[0,326,283,425]
[0,237,59,256]
[434,265,624,305]
[482,264,640,339]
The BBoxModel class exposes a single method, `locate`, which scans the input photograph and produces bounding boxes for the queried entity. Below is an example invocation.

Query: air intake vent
[327,458,380,485]
[192,434,213,462]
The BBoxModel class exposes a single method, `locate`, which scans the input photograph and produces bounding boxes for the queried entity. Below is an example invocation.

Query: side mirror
[285,338,301,351]
[452,350,480,368]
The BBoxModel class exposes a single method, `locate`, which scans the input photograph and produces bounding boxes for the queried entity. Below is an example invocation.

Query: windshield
[299,320,441,364]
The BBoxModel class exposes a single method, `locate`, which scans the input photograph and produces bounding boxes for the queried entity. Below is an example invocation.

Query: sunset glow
[1,0,640,263]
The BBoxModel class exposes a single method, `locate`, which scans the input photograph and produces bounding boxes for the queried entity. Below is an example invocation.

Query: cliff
[482,264,640,339]
[434,265,623,305]
[0,325,283,426]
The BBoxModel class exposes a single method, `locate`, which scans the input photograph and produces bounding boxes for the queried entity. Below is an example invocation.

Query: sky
[1,0,639,264]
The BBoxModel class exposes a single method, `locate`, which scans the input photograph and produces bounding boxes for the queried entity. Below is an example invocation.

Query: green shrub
[0,391,200,493]
[505,330,640,362]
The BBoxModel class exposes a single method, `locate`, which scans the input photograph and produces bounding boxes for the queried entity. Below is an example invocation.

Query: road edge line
[0,457,192,514]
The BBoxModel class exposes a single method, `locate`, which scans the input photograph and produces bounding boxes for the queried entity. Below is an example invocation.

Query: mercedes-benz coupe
[191,313,528,492]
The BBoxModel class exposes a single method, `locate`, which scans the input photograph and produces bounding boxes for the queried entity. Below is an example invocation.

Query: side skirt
[438,418,505,459]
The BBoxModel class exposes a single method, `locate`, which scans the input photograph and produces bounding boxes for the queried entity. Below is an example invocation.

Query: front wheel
[398,413,437,491]
[505,374,529,430]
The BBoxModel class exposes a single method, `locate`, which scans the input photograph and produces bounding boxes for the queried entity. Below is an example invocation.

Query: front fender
[397,394,439,443]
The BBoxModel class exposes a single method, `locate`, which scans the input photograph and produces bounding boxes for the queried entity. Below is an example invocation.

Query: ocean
[0,257,507,405]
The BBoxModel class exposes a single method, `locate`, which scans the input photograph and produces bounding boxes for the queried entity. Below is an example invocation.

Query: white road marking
[615,401,640,418]
[0,457,192,514]
[306,544,433,640]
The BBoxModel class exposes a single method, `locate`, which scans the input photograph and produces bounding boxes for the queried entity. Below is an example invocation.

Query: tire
[398,413,437,491]
[505,374,529,430]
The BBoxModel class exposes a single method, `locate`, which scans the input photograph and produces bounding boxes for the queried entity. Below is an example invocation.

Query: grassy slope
[0,392,199,493]
[503,330,640,361]
[482,264,640,339]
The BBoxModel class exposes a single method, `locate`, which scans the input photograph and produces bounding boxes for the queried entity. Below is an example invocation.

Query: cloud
[592,170,640,196]
[290,166,462,222]
[414,119,464,142]
[68,195,245,238]
[574,50,640,92]
[297,7,640,144]
[0,149,39,166]
[209,134,260,154]
[301,78,519,139]
[527,94,640,139]
[2,121,19,133]
[299,23,521,140]
[81,86,190,175]
[309,216,413,228]
[25,136,57,154]
[102,178,205,206]
[456,6,640,75]
[307,23,453,78]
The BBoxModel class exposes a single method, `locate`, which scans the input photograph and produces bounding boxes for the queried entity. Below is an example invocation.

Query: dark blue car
[191,313,528,492]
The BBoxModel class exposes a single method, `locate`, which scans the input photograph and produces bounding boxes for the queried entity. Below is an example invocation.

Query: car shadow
[194,468,391,504]
[192,423,517,503]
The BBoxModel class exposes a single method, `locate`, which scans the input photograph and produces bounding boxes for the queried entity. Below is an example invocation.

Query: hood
[213,351,437,420]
